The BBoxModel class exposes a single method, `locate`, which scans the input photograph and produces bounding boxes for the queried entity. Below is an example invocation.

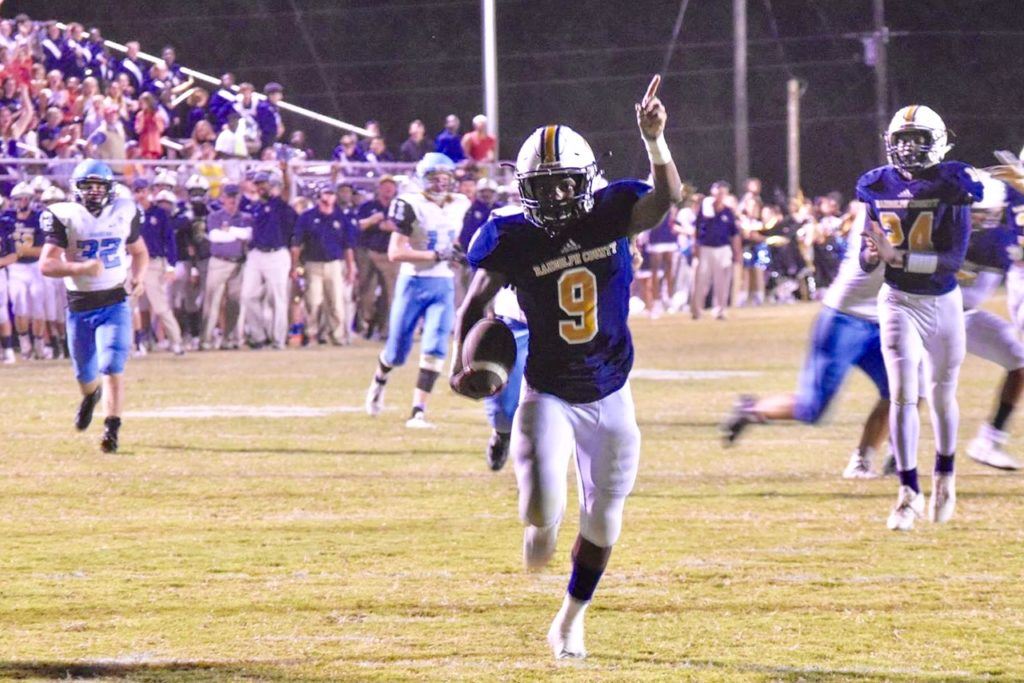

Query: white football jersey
[822,209,884,322]
[41,198,141,293]
[388,191,470,277]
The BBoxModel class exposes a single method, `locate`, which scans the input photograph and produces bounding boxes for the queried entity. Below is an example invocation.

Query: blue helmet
[71,159,115,214]
[416,152,456,197]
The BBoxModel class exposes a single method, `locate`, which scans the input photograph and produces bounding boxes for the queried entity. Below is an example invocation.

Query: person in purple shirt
[434,114,465,163]
[133,180,185,355]
[291,183,357,345]
[256,82,284,153]
[458,177,504,251]
[355,175,399,339]
[240,164,295,349]
[690,181,741,319]
[40,23,66,74]
[202,183,253,349]
[333,133,367,164]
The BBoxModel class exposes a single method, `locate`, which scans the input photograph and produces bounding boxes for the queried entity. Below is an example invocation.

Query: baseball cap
[264,82,283,95]
[377,174,397,186]
[131,177,150,191]
[221,183,241,196]
[710,180,731,192]
[253,170,271,183]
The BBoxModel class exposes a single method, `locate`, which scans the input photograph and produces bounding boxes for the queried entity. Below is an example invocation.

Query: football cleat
[523,523,558,571]
[2,348,15,364]
[486,431,510,472]
[842,448,878,479]
[547,595,588,660]
[887,485,925,531]
[929,472,956,524]
[365,377,386,416]
[967,425,1021,470]
[720,395,763,446]
[405,410,435,430]
[100,428,119,453]
[75,386,102,431]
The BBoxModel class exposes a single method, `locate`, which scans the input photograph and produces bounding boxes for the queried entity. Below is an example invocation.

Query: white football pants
[8,261,43,319]
[1006,264,1024,332]
[512,381,641,551]
[879,283,965,473]
[963,271,1024,371]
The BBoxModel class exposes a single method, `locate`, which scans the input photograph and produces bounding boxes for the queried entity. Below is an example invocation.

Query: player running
[365,153,469,428]
[451,75,682,659]
[721,202,891,479]
[39,160,149,453]
[860,105,982,531]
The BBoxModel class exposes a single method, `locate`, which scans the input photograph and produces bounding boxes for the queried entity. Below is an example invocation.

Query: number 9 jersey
[467,180,650,404]
[40,198,142,296]
[856,160,983,295]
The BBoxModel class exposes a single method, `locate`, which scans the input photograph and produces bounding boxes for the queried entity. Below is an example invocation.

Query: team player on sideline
[451,75,682,659]
[365,153,470,428]
[4,182,46,359]
[0,218,16,363]
[39,160,149,453]
[860,105,982,531]
[722,203,892,479]
[960,171,1024,470]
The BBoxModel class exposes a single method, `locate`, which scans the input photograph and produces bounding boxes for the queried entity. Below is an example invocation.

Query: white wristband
[644,135,672,165]
[905,252,938,274]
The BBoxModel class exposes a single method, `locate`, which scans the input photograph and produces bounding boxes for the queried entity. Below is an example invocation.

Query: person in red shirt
[134,91,165,159]
[461,114,496,163]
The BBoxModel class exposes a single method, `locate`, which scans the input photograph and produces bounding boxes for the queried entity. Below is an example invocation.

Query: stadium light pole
[733,0,749,186]
[873,0,889,164]
[482,0,499,155]
[786,78,801,200]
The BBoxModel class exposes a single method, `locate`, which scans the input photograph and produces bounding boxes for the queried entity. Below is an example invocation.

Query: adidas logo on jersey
[561,239,581,254]
[898,188,913,198]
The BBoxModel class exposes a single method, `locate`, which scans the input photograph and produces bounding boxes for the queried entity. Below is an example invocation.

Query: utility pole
[873,0,888,163]
[482,0,499,156]
[734,0,749,186]
[787,78,801,200]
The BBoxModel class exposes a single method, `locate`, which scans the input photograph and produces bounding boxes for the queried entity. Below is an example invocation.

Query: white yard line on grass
[124,405,369,419]
[630,369,762,381]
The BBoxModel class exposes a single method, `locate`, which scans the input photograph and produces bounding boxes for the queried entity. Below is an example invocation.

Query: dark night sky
[11,0,1024,200]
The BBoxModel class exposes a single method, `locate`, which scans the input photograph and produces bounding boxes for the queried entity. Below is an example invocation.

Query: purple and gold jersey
[0,210,42,264]
[965,182,1024,274]
[856,161,982,295]
[468,180,649,403]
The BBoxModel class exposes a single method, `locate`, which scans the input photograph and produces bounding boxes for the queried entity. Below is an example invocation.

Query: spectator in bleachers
[13,15,34,51]
[41,69,69,112]
[134,91,165,159]
[214,111,248,159]
[354,175,398,339]
[161,46,185,87]
[256,82,284,153]
[86,103,127,167]
[190,119,216,149]
[62,23,88,79]
[333,132,366,163]
[182,87,209,138]
[117,41,145,94]
[0,85,33,163]
[40,22,65,74]
[365,136,393,165]
[461,114,496,163]
[0,20,14,53]
[357,119,381,154]
[233,82,259,151]
[0,77,19,110]
[399,119,430,162]
[287,130,314,160]
[74,76,102,137]
[84,27,113,82]
[37,106,67,157]
[208,72,235,130]
[434,114,464,163]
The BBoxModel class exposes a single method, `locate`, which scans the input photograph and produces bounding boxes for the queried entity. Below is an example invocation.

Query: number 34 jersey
[468,180,650,404]
[856,160,983,296]
[41,198,142,295]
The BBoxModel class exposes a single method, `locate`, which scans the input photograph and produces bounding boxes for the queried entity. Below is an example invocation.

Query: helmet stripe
[543,124,557,164]
[904,105,918,122]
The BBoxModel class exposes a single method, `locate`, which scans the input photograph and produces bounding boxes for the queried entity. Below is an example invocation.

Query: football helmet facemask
[416,152,456,200]
[884,105,951,175]
[516,125,597,235]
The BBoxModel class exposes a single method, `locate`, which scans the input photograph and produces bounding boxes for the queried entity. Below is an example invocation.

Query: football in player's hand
[454,318,517,399]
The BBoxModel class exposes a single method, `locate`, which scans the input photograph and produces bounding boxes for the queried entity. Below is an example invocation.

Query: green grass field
[2,300,1023,682]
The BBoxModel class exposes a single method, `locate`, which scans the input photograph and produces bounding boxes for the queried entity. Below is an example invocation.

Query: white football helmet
[884,105,951,174]
[515,124,597,233]
[40,185,67,204]
[153,170,179,189]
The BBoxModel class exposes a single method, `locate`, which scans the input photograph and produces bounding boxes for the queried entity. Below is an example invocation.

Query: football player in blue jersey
[39,160,150,453]
[860,105,983,531]
[451,75,682,659]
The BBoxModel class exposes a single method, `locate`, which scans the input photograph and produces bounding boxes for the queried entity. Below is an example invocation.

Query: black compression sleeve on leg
[416,368,440,394]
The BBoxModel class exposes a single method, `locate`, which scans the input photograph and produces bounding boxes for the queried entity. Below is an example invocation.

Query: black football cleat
[100,417,121,453]
[721,395,762,447]
[486,430,511,472]
[75,386,102,431]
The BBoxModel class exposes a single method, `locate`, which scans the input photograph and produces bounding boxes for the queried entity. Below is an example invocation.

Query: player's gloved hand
[449,368,501,400]
[434,244,467,265]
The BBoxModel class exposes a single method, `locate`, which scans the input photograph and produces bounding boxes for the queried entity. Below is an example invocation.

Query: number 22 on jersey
[880,211,933,251]
[557,266,598,344]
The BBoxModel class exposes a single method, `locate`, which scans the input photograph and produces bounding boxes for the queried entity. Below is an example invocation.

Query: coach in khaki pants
[134,180,184,353]
[691,181,741,320]
[203,183,253,348]
[240,169,296,349]
[291,183,357,345]
[354,175,399,339]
